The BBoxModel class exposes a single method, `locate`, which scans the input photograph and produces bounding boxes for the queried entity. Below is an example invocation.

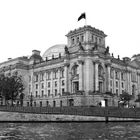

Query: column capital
[64,63,70,67]
[78,60,84,65]
[105,62,111,67]
[93,60,100,65]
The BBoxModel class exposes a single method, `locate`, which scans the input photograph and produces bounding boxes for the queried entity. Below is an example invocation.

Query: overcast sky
[0,0,140,62]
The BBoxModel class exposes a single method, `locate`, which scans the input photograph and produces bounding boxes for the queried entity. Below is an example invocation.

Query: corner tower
[66,25,107,51]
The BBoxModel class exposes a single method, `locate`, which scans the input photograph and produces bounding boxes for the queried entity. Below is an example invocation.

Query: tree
[120,92,133,107]
[0,73,24,106]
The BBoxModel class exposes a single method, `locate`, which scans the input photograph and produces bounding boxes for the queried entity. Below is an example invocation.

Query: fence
[0,106,140,118]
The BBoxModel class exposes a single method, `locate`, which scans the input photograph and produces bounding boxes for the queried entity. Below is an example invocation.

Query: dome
[42,44,66,60]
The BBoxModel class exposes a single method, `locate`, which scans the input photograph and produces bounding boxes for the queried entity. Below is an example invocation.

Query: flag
[78,13,86,21]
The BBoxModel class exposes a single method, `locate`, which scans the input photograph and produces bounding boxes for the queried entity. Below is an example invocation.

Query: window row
[110,80,124,89]
[34,88,65,97]
[32,70,64,82]
[34,80,65,90]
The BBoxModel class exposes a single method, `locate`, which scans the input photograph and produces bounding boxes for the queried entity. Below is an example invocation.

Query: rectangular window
[122,82,124,88]
[35,91,38,97]
[110,80,112,87]
[81,35,84,42]
[62,88,65,94]
[55,89,57,96]
[41,73,44,81]
[48,82,50,88]
[116,89,118,95]
[36,84,38,89]
[61,70,64,78]
[55,81,57,87]
[116,81,118,88]
[48,90,50,96]
[46,101,49,106]
[35,75,38,82]
[41,90,44,97]
[41,83,44,89]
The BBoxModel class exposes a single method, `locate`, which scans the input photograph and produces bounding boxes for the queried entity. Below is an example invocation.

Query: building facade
[1,25,140,107]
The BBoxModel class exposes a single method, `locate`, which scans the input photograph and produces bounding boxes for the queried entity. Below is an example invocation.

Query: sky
[0,0,140,63]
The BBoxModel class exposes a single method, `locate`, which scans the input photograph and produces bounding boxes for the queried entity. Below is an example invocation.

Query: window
[35,75,38,82]
[62,88,65,94]
[35,91,38,97]
[81,35,84,42]
[33,102,36,106]
[41,90,44,97]
[40,101,42,107]
[95,37,98,43]
[92,35,94,42]
[61,69,64,78]
[72,38,75,44]
[46,101,49,106]
[122,82,124,88]
[98,65,103,77]
[48,82,50,88]
[54,71,58,79]
[60,100,62,107]
[116,81,118,88]
[121,73,125,80]
[36,84,38,89]
[55,81,57,87]
[116,89,118,95]
[72,65,78,76]
[40,73,44,81]
[110,80,112,87]
[53,101,56,107]
[41,83,44,89]
[99,38,101,44]
[48,90,50,96]
[76,37,79,43]
[55,89,57,96]
[62,80,65,86]
[110,69,114,78]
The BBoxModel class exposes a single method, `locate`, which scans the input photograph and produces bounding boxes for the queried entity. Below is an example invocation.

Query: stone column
[119,71,121,95]
[137,73,140,93]
[95,61,99,91]
[78,60,84,91]
[44,71,47,96]
[64,63,69,92]
[51,70,53,96]
[129,72,132,94]
[113,69,116,94]
[84,58,94,93]
[126,71,130,93]
[106,64,111,92]
[57,68,61,95]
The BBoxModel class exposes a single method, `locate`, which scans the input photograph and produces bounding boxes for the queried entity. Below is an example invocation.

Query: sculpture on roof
[64,46,69,55]
[105,46,110,55]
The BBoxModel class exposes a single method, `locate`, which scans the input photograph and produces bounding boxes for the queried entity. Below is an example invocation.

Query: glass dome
[42,44,66,60]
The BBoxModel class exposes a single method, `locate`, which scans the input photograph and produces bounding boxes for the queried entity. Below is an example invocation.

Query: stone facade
[1,25,140,107]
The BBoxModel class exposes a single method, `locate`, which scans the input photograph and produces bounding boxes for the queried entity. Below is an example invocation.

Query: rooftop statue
[64,46,69,55]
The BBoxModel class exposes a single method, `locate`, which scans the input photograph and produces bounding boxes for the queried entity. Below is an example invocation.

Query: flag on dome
[78,13,86,21]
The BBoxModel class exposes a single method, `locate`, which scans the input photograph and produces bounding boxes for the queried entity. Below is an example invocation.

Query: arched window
[72,65,78,76]
[98,65,104,77]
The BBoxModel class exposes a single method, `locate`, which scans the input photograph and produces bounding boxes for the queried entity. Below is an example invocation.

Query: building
[0,25,140,107]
